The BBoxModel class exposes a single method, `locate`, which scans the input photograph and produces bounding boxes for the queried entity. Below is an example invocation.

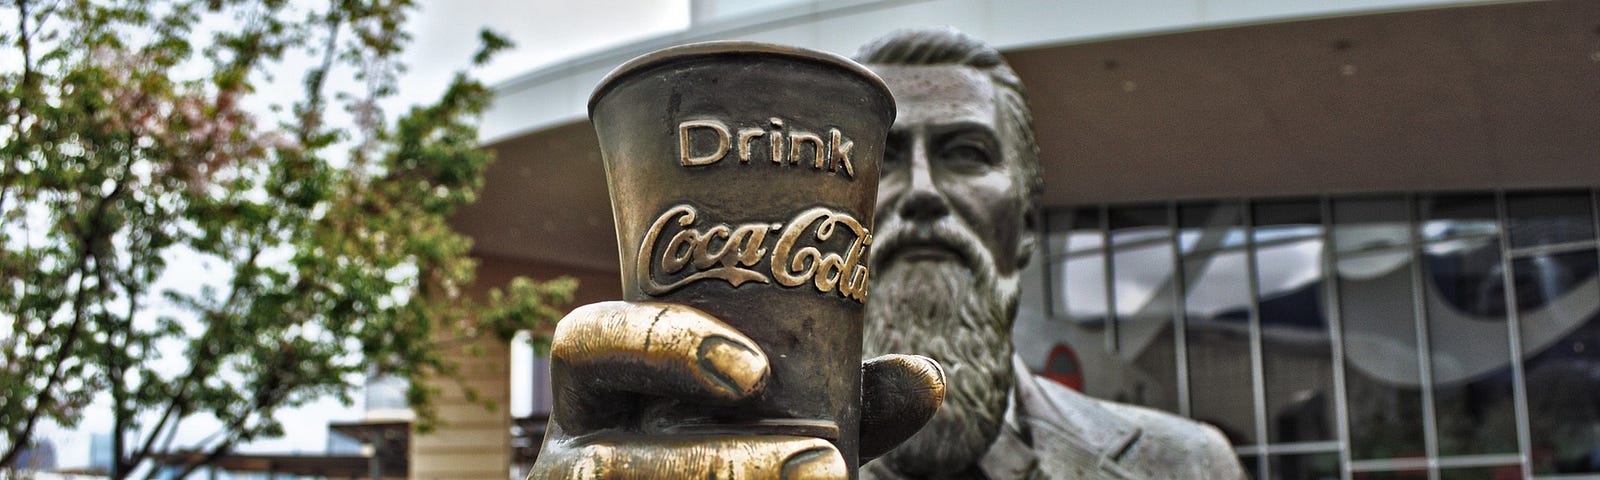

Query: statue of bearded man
[854,26,1244,480]
[526,27,1246,480]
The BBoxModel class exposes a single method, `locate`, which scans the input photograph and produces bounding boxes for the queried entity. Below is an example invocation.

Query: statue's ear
[1016,202,1039,269]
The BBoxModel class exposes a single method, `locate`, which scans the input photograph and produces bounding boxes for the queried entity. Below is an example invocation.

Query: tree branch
[129,237,263,472]
[2,0,34,215]
[0,162,130,467]
[295,2,342,144]
[107,143,141,479]
[165,347,297,480]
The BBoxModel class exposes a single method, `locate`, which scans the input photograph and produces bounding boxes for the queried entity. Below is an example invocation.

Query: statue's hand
[528,301,944,480]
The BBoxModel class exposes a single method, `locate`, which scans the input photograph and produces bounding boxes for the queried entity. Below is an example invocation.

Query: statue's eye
[939,142,991,172]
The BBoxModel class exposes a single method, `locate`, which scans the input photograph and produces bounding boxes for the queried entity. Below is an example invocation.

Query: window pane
[1424,237,1519,456]
[1269,452,1339,480]
[1181,201,1256,445]
[1419,194,1498,242]
[1335,197,1428,461]
[1510,250,1599,312]
[1424,238,1508,317]
[1332,197,1409,255]
[1254,200,1335,443]
[1338,243,1428,461]
[1181,202,1248,253]
[1240,454,1261,480]
[1109,205,1179,412]
[1346,468,1427,479]
[1515,249,1600,474]
[1052,207,1107,324]
[1045,207,1097,257]
[1505,190,1594,249]
[1437,466,1521,480]
[1254,199,1321,227]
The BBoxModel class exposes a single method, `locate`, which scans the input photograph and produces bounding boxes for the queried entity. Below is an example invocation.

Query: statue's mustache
[870,215,993,277]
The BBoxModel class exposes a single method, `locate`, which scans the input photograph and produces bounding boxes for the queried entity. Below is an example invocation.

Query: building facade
[449,1,1600,478]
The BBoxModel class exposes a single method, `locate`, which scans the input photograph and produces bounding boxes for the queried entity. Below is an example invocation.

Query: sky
[29,0,690,471]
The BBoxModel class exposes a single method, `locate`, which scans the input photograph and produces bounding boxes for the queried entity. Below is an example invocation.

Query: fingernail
[782,447,847,480]
[918,356,947,390]
[698,336,767,397]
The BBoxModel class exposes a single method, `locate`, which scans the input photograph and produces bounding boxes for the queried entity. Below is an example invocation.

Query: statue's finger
[530,434,847,480]
[858,354,945,461]
[550,301,770,429]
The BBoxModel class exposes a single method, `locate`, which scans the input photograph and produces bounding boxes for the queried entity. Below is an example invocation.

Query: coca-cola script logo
[638,204,871,302]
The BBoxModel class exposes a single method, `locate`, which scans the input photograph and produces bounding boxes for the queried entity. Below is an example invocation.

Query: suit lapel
[1000,355,1143,479]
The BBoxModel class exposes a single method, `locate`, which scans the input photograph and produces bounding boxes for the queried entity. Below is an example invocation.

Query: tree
[0,0,575,477]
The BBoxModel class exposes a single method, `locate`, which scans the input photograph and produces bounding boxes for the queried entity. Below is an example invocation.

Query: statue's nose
[897,149,949,221]
[898,187,950,221]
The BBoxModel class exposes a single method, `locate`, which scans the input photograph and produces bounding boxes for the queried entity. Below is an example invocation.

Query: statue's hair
[855,27,1042,197]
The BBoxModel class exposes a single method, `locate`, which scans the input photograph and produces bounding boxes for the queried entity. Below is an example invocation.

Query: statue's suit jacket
[978,356,1247,479]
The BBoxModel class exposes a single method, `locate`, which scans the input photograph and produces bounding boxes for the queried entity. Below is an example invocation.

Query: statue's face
[871,65,1032,277]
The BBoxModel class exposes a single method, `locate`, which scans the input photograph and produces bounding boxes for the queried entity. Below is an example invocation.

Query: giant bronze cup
[589,42,894,474]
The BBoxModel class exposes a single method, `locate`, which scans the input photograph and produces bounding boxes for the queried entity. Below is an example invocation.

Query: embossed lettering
[788,130,825,169]
[638,204,872,302]
[679,120,731,166]
[829,128,854,177]
[736,128,764,163]
[767,118,785,164]
[675,117,859,178]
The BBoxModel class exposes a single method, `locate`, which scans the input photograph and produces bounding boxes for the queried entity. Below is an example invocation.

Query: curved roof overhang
[453,0,1600,274]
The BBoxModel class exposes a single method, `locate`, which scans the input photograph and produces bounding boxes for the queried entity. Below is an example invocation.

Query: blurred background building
[443,1,1600,479]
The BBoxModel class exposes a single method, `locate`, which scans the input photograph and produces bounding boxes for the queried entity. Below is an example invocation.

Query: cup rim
[587,40,894,118]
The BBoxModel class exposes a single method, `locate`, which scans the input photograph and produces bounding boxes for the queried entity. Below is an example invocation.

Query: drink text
[678,118,858,178]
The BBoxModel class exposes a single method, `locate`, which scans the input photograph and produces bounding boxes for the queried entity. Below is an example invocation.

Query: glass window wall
[1042,189,1600,479]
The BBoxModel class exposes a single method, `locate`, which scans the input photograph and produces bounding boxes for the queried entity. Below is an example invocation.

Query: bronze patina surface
[573,42,892,477]
[527,29,1248,480]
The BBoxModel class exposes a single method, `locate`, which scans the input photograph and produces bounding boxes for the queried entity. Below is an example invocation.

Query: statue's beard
[864,216,1018,476]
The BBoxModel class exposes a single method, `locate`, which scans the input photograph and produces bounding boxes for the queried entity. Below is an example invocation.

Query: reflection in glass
[1185,249,1255,445]
[1349,468,1427,479]
[1051,207,1106,324]
[1270,452,1339,480]
[1110,228,1173,323]
[1109,205,1179,411]
[1334,197,1428,461]
[1332,197,1409,255]
[1514,249,1600,474]
[1180,202,1247,254]
[1042,190,1600,475]
[1436,466,1521,480]
[1431,377,1519,457]
[1046,208,1095,256]
[1182,201,1256,444]
[1044,209,1071,254]
[1424,238,1518,456]
[1505,190,1594,249]
[1254,201,1335,444]
[1338,245,1427,461]
[1509,250,1599,312]
[1240,455,1260,480]
[1110,206,1173,326]
[1424,238,1507,318]
[1419,194,1498,242]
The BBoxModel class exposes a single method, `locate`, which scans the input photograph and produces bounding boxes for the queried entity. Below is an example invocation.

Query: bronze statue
[529,28,1245,480]
[531,42,945,480]
[853,27,1244,479]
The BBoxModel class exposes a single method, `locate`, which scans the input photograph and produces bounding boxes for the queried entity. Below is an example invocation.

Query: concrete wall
[482,0,1490,143]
